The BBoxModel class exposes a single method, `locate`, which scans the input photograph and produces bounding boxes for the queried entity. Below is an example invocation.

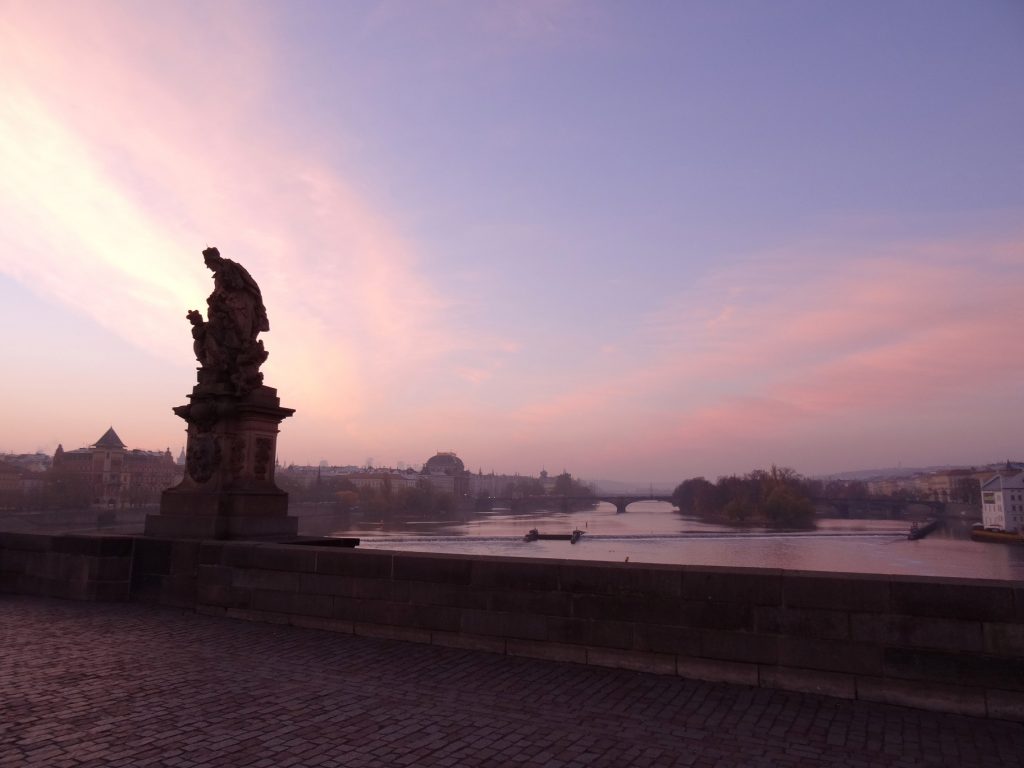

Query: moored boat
[523,528,586,543]
[908,519,939,540]
[970,528,1024,545]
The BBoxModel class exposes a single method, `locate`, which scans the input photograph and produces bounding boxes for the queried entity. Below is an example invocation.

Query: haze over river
[311,501,1024,581]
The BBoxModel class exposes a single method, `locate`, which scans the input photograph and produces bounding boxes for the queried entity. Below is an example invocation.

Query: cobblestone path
[2,596,1023,767]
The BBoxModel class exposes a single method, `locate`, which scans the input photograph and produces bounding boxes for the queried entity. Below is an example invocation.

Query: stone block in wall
[332,596,412,627]
[986,689,1024,722]
[755,606,850,640]
[488,588,571,617]
[170,541,201,575]
[393,553,473,584]
[89,556,132,582]
[700,629,778,665]
[570,592,663,624]
[778,636,883,676]
[850,614,983,653]
[679,600,754,632]
[472,559,559,592]
[197,584,251,609]
[407,581,489,611]
[298,572,352,597]
[225,607,289,625]
[354,622,432,644]
[218,542,258,569]
[759,666,856,699]
[93,581,130,601]
[1015,587,1024,622]
[857,676,987,718]
[133,538,173,575]
[248,545,317,573]
[431,631,507,655]
[545,616,588,646]
[633,623,701,656]
[51,535,133,557]
[461,609,546,641]
[883,647,1024,691]
[251,588,333,617]
[0,532,52,552]
[682,566,782,605]
[197,564,235,587]
[131,573,164,602]
[586,647,676,675]
[501,611,549,642]
[395,602,461,633]
[233,568,301,592]
[506,639,587,664]
[890,579,1016,623]
[782,572,890,613]
[198,542,225,565]
[0,549,32,572]
[545,616,631,649]
[159,575,199,609]
[289,614,355,635]
[316,549,392,579]
[676,657,759,687]
[983,623,1024,656]
[351,577,410,602]
[557,562,682,598]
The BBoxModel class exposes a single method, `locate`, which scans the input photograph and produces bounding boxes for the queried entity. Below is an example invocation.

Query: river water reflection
[303,501,1024,581]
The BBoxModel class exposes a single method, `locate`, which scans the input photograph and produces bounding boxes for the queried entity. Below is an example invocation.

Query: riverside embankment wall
[2,531,1022,721]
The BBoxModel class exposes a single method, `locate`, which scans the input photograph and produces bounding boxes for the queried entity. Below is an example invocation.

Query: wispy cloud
[0,1,516,437]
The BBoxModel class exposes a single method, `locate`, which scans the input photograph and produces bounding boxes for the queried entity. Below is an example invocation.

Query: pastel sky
[1,1,1022,484]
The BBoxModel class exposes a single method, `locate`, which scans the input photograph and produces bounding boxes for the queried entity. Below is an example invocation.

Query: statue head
[202,246,223,270]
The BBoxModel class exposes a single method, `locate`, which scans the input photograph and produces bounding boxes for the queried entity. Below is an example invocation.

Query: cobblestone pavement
[2,597,1023,768]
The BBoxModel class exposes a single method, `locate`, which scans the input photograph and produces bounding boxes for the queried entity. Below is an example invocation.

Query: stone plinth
[145,385,297,540]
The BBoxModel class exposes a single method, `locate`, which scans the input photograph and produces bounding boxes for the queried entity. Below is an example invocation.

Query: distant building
[0,452,51,473]
[345,470,419,493]
[419,451,470,498]
[0,460,20,494]
[52,427,183,508]
[980,472,1024,532]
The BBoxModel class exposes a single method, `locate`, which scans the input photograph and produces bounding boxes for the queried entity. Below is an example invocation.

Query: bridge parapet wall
[2,531,1022,721]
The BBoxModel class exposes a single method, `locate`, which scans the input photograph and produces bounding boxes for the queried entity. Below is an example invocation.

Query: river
[303,501,1024,581]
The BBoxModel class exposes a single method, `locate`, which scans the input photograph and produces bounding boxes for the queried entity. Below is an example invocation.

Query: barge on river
[523,528,585,544]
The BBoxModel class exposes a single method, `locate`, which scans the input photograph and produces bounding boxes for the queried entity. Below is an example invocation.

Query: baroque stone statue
[146,245,298,540]
[188,246,269,394]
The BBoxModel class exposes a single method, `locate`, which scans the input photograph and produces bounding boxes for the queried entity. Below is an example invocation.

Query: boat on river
[970,527,1024,545]
[908,519,939,540]
[523,528,585,544]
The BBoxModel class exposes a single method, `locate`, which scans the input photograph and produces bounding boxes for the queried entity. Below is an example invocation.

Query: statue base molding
[144,384,298,541]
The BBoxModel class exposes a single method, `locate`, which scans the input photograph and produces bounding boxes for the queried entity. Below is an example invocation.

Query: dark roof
[423,452,466,475]
[93,427,126,450]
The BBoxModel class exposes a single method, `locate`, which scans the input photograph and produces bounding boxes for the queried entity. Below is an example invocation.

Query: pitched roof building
[53,428,183,508]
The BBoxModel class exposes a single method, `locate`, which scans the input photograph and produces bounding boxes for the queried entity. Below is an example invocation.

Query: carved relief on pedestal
[186,433,221,484]
[254,437,273,480]
[229,434,246,479]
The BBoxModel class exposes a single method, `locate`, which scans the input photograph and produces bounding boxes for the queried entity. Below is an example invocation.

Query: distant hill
[815,466,961,482]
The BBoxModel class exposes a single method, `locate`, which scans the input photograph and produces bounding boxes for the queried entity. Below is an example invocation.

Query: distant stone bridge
[484,494,678,514]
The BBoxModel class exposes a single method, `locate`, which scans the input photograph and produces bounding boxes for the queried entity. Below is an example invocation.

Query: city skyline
[2,2,1022,483]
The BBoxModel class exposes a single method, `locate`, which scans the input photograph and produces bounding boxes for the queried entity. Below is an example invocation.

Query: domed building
[423,451,466,476]
[421,451,469,498]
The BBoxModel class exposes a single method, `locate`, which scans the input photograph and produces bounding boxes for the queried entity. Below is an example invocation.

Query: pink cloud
[503,236,1024,477]
[0,1,519,452]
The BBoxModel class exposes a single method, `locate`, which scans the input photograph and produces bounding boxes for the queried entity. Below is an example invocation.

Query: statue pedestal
[145,385,298,540]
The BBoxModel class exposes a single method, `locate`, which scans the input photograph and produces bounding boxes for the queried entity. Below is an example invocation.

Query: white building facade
[981,472,1024,532]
